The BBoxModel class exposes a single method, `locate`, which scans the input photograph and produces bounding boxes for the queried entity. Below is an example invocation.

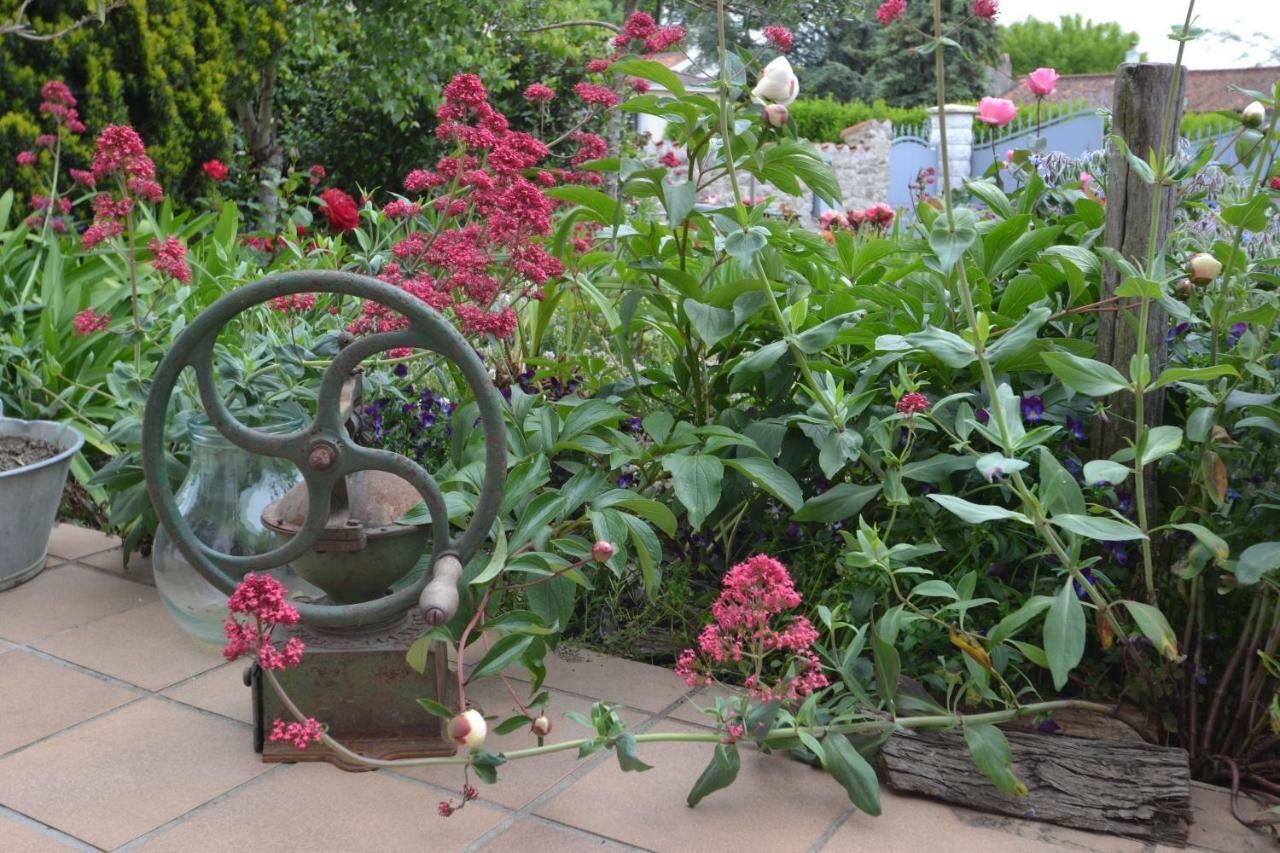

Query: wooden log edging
[879,727,1192,844]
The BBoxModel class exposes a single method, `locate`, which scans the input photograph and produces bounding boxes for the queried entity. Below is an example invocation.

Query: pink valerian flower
[382,199,422,219]
[35,134,57,148]
[658,150,681,168]
[270,293,317,313]
[523,83,555,103]
[69,168,95,187]
[202,159,229,181]
[877,0,907,25]
[627,77,651,94]
[971,0,998,20]
[764,25,793,52]
[675,555,829,703]
[308,164,326,185]
[16,150,36,166]
[568,131,607,167]
[897,392,930,414]
[574,82,620,109]
[148,236,191,283]
[38,80,85,134]
[91,125,155,181]
[128,177,165,203]
[453,304,518,339]
[269,717,324,750]
[222,573,306,672]
[73,308,111,336]
[585,58,611,74]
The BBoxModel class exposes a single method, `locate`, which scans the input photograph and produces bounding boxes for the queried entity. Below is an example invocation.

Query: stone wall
[643,119,892,229]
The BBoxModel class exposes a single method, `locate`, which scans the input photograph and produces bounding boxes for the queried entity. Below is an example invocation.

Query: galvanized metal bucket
[0,402,85,591]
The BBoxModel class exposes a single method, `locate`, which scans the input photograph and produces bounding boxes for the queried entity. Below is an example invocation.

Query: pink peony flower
[971,0,998,20]
[877,0,907,25]
[977,97,1017,127]
[1027,67,1059,97]
[319,187,360,233]
[593,540,615,562]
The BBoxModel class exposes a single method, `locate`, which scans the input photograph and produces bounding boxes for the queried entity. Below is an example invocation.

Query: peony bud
[531,715,552,737]
[1175,279,1194,299]
[1188,252,1222,284]
[447,709,487,749]
[1242,101,1265,129]
[763,103,789,128]
[752,56,799,106]
[592,540,615,563]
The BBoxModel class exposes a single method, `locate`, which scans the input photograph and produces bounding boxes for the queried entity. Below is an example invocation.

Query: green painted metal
[141,271,506,632]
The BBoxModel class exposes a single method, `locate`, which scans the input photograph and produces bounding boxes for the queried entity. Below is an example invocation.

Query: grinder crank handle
[419,554,463,626]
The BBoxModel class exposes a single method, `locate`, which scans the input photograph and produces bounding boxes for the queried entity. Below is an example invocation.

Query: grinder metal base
[251,609,456,771]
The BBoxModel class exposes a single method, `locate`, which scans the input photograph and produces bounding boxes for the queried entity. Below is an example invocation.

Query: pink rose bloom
[1027,67,1059,97]
[977,97,1017,127]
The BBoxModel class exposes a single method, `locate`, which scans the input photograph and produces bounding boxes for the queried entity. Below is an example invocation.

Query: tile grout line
[0,803,103,852]
[63,557,157,590]
[807,805,856,853]
[460,686,699,853]
[112,764,290,851]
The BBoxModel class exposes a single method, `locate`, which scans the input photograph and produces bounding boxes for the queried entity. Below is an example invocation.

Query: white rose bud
[752,56,799,106]
[763,104,789,127]
[447,709,487,749]
[1188,252,1222,284]
[1242,101,1266,129]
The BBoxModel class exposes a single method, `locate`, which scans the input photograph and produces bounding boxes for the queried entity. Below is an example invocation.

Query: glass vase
[153,413,316,645]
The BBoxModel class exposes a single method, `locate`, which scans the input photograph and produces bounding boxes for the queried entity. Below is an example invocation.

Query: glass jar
[153,413,317,645]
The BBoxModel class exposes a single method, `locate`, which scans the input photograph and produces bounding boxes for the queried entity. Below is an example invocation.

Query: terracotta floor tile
[397,679,648,810]
[665,684,741,728]
[162,663,254,724]
[46,525,119,561]
[480,817,639,852]
[34,601,223,691]
[1182,782,1274,853]
[537,722,848,852]
[0,565,156,644]
[76,548,155,586]
[534,646,690,713]
[0,698,268,850]
[136,762,503,852]
[0,650,137,755]
[0,813,83,852]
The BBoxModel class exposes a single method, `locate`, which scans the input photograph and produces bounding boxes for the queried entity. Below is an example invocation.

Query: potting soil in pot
[0,436,60,473]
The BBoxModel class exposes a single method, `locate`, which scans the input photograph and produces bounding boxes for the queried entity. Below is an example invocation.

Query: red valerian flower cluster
[877,0,907,25]
[148,236,192,283]
[82,125,166,249]
[17,80,87,231]
[819,203,895,237]
[897,392,930,415]
[202,159,229,181]
[344,73,569,343]
[221,573,306,671]
[971,0,999,20]
[269,717,324,750]
[611,11,685,56]
[675,555,829,704]
[269,293,318,314]
[72,308,111,336]
[523,83,555,103]
[319,187,360,232]
[39,80,85,134]
[764,25,793,53]
[573,81,620,109]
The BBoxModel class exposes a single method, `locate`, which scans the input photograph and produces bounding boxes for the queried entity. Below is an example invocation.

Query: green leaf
[1151,364,1238,389]
[508,492,567,551]
[469,528,509,585]
[1041,351,1129,396]
[664,180,697,227]
[642,411,674,445]
[416,698,454,720]
[469,633,535,681]
[683,299,736,347]
[821,735,883,816]
[1082,460,1130,486]
[723,456,803,511]
[609,58,687,97]
[405,626,451,674]
[687,743,740,807]
[976,453,1029,481]
[614,733,653,772]
[724,226,769,268]
[963,724,1028,796]
[1044,576,1085,690]
[543,185,618,222]
[928,207,978,273]
[1236,542,1280,585]
[870,619,900,712]
[1171,523,1228,561]
[1220,195,1270,231]
[987,595,1053,644]
[1139,425,1182,466]
[1050,514,1147,541]
[793,483,881,523]
[594,492,677,537]
[877,327,976,369]
[927,494,1030,525]
[661,454,724,530]
[731,340,788,375]
[1114,276,1163,299]
[1120,601,1180,660]
[818,430,864,479]
[964,179,1013,219]
[494,715,534,735]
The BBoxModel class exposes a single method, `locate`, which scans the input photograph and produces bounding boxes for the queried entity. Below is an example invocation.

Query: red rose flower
[318,188,359,233]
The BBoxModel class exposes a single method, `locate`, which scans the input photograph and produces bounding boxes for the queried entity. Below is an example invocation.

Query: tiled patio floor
[0,525,1270,852]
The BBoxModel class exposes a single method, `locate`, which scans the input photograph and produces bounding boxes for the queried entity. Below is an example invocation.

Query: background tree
[1000,14,1140,76]
[870,0,1000,107]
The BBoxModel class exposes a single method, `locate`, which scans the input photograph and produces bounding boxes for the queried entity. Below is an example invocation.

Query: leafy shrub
[790,97,928,141]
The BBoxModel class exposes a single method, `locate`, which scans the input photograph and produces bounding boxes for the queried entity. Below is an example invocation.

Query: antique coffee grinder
[142,271,506,769]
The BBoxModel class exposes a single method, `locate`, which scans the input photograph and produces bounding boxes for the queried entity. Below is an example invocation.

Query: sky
[998,0,1277,69]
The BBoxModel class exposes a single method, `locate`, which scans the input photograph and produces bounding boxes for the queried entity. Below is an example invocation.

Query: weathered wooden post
[1093,63,1187,462]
